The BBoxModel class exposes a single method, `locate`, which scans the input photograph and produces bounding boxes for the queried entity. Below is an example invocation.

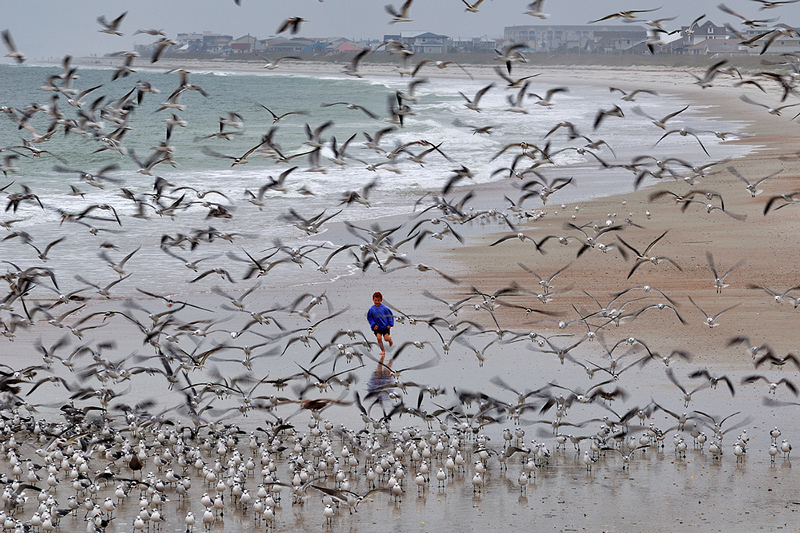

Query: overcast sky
[3,0,800,60]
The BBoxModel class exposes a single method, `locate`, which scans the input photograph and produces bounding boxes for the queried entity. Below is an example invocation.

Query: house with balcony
[400,31,449,54]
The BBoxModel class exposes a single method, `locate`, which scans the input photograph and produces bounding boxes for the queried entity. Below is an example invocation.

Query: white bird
[582,450,598,471]
[781,439,793,458]
[706,251,745,293]
[769,443,780,463]
[688,296,740,328]
[386,0,414,23]
[255,53,302,70]
[524,0,549,18]
[97,11,128,36]
[322,503,335,523]
[343,47,370,78]
[742,374,799,395]
[733,442,746,462]
[471,471,483,493]
[459,83,494,112]
[2,30,25,64]
[728,165,781,197]
[632,104,689,129]
[462,0,486,12]
[740,94,800,116]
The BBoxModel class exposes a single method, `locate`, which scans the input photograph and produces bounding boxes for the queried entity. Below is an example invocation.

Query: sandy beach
[5,54,800,532]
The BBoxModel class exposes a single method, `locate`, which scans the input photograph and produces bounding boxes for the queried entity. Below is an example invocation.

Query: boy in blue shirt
[367,291,394,356]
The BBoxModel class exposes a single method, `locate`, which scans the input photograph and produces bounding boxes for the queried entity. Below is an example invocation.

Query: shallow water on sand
[0,42,788,533]
[5,268,800,533]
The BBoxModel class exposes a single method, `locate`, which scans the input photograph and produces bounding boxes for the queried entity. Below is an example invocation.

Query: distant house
[261,37,313,52]
[337,42,362,53]
[593,30,648,53]
[449,36,497,53]
[176,32,203,52]
[681,20,728,46]
[202,34,233,54]
[686,38,750,55]
[230,35,257,54]
[175,31,229,53]
[660,35,691,54]
[739,26,800,54]
[399,31,448,53]
[302,41,328,53]
[504,24,644,53]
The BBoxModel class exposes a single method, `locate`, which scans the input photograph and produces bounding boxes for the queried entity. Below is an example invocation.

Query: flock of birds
[1,0,800,531]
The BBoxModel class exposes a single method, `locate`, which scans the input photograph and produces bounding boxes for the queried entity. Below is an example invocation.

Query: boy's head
[373,291,382,306]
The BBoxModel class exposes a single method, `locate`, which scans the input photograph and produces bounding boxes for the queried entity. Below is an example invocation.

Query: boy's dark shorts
[374,327,391,336]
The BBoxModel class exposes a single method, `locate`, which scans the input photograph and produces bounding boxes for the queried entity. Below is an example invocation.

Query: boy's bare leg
[384,333,393,347]
[376,333,385,355]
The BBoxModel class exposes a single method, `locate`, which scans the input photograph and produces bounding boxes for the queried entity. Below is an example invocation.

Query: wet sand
[7,59,800,532]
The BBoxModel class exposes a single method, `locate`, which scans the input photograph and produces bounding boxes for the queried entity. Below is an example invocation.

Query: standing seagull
[97,11,128,36]
[2,30,25,64]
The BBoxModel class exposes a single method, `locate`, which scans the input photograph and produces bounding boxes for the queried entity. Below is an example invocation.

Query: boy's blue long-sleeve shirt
[367,304,394,329]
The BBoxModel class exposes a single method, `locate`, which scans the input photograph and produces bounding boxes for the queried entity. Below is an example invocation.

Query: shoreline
[4,54,800,531]
[65,54,765,83]
[16,54,792,362]
[26,56,790,361]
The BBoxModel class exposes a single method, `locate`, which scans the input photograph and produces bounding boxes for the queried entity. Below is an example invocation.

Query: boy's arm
[367,308,377,329]
[387,307,395,327]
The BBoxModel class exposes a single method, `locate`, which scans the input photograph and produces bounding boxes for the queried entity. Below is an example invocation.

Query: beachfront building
[202,33,234,54]
[670,22,800,55]
[401,31,449,54]
[591,30,649,53]
[230,35,257,54]
[680,20,728,46]
[503,24,646,53]
[448,36,500,53]
[739,26,800,54]
[173,31,231,53]
[684,38,743,55]
[175,32,205,52]
[259,37,313,53]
